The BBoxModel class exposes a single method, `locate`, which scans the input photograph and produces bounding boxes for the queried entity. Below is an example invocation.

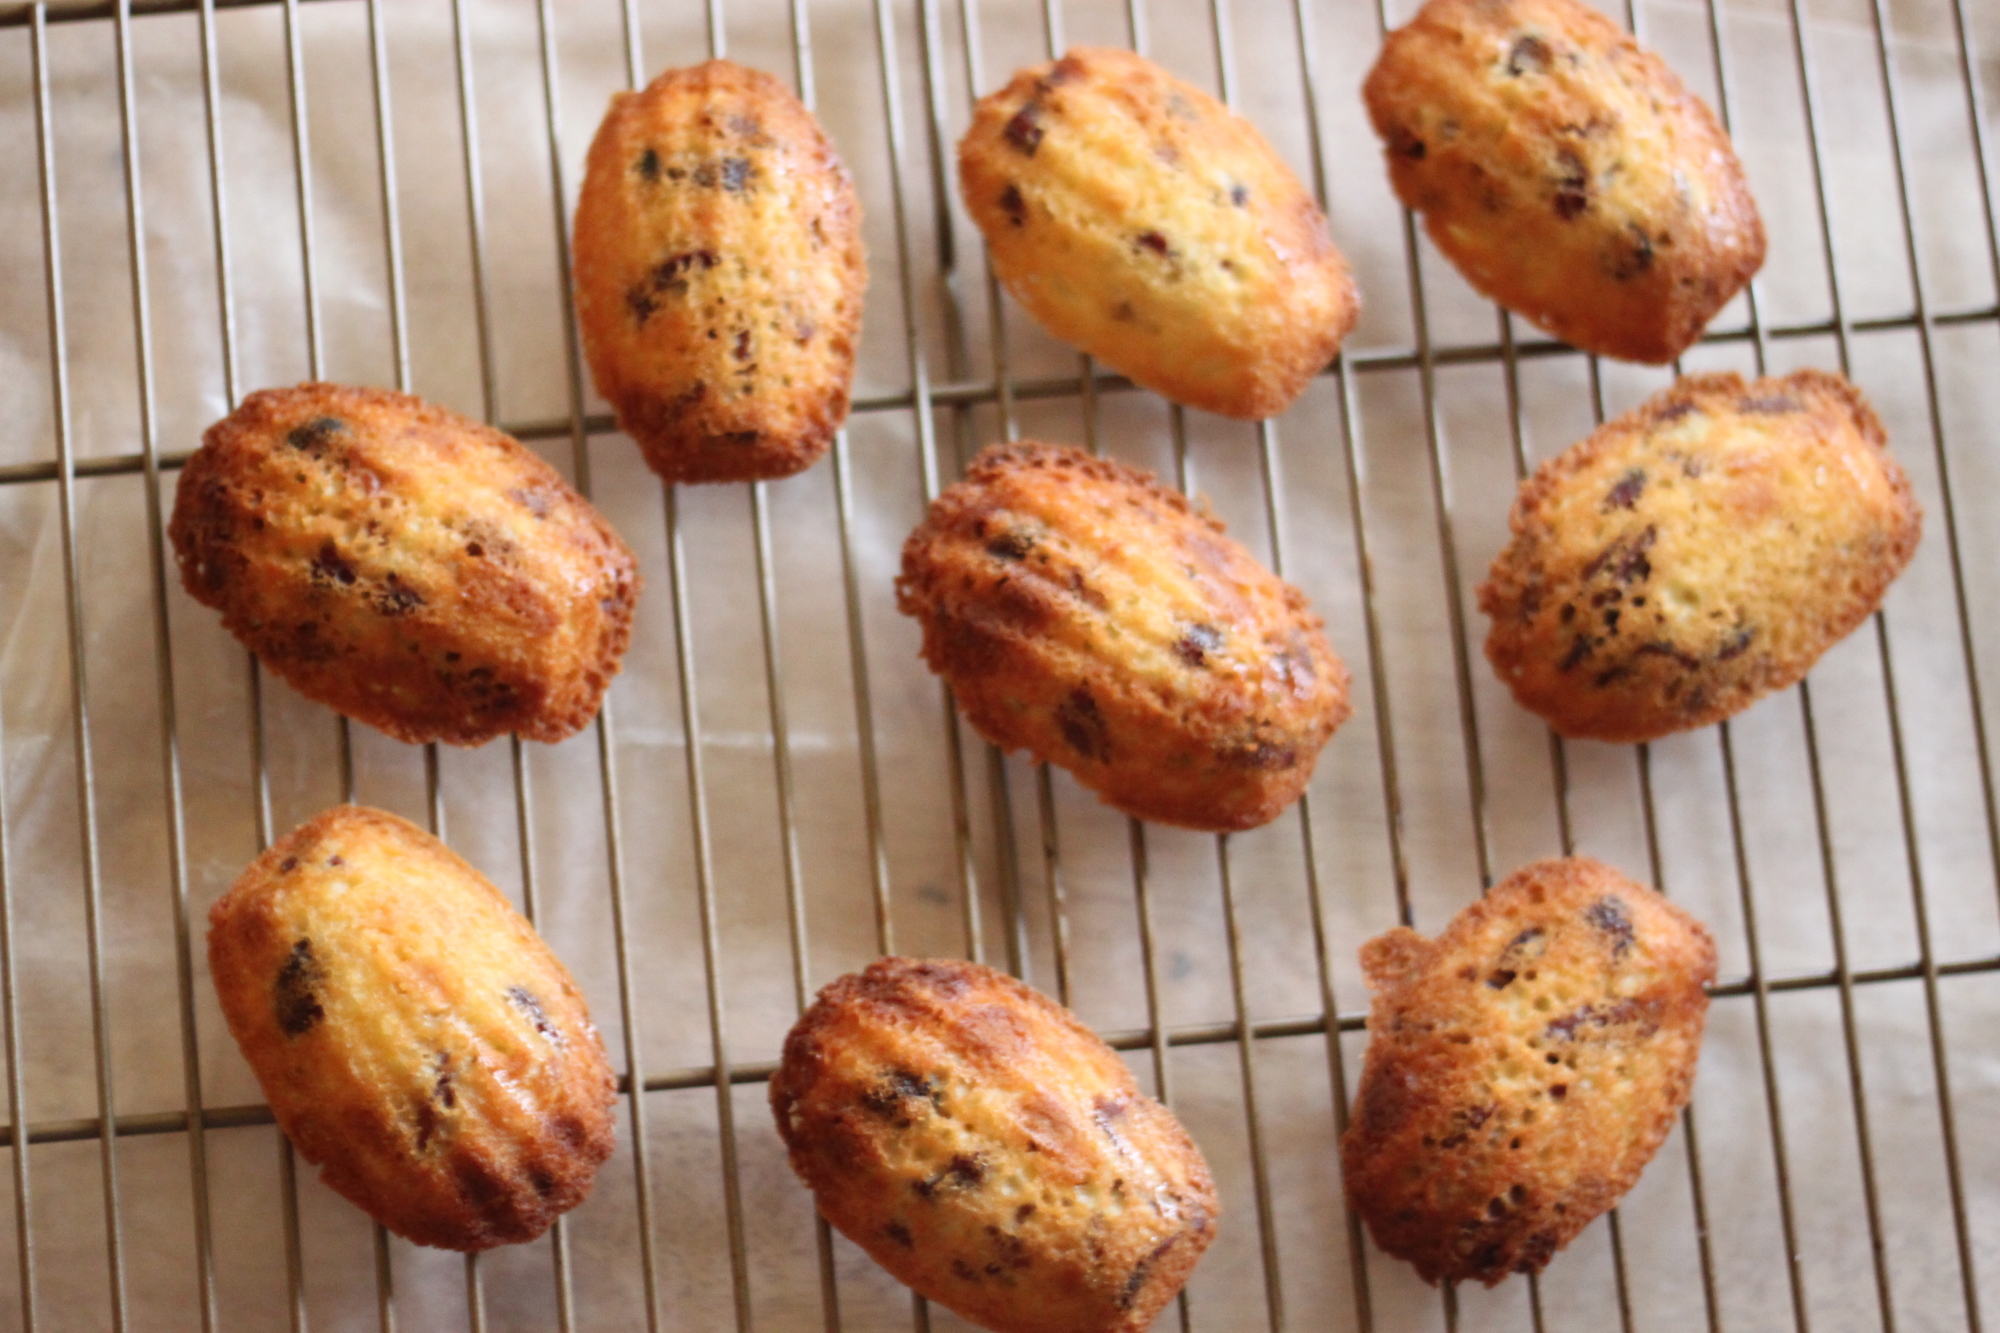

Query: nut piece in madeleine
[208,806,618,1251]
[1364,0,1764,363]
[1480,370,1920,742]
[1342,857,1715,1285]
[772,958,1218,1333]
[573,58,865,482]
[896,441,1350,831]
[170,383,639,746]
[959,47,1358,419]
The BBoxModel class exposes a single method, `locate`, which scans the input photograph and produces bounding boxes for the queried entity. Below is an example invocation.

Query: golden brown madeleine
[1480,370,1920,742]
[1363,0,1764,363]
[170,383,639,746]
[1342,857,1715,1285]
[573,59,865,483]
[958,47,1357,420]
[896,441,1350,831]
[773,958,1217,1333]
[208,806,618,1251]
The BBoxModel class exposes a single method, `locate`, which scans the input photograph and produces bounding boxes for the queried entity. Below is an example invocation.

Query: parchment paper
[0,0,1996,1328]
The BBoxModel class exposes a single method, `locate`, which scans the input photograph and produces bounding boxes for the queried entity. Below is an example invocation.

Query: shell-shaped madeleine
[208,806,618,1251]
[1342,857,1716,1285]
[772,958,1218,1333]
[169,383,639,746]
[573,58,865,482]
[1480,370,1921,742]
[896,441,1351,831]
[1364,0,1764,363]
[959,47,1358,420]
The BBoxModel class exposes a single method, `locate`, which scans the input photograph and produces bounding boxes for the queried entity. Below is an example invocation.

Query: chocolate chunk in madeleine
[1480,370,1921,742]
[208,806,618,1251]
[896,441,1351,831]
[773,958,1218,1333]
[573,58,865,482]
[170,383,639,746]
[1343,857,1716,1285]
[273,939,326,1037]
[959,47,1357,420]
[1364,0,1764,363]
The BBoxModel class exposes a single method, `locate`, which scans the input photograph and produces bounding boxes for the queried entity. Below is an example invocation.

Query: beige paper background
[0,0,1997,1328]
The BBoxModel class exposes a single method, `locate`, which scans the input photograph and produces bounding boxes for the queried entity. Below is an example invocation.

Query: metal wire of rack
[0,0,1994,1329]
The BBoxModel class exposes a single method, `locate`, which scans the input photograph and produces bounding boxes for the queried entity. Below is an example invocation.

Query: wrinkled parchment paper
[0,0,1997,1327]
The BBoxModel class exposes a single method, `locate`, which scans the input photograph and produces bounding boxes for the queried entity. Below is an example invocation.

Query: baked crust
[1363,0,1764,363]
[170,383,639,746]
[1342,857,1716,1285]
[208,806,619,1251]
[1480,370,1921,742]
[959,47,1358,420]
[772,958,1218,1333]
[573,58,865,482]
[895,441,1350,831]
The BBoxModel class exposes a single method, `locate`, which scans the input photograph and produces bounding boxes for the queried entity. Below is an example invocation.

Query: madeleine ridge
[772,958,1218,1333]
[1480,370,1921,742]
[896,441,1351,831]
[1342,857,1716,1285]
[208,806,619,1251]
[170,383,640,746]
[959,47,1358,419]
[1364,0,1764,363]
[573,58,866,482]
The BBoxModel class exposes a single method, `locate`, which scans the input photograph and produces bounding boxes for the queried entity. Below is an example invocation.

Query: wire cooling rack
[0,0,1997,1329]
